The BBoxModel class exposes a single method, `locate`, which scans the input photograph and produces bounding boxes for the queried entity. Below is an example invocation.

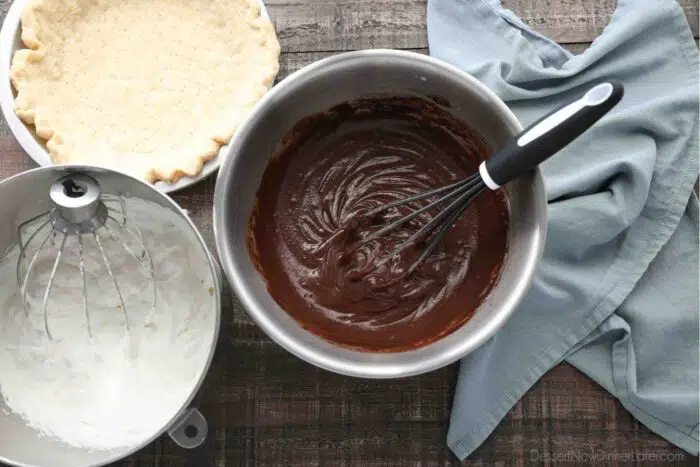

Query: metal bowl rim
[213,49,547,379]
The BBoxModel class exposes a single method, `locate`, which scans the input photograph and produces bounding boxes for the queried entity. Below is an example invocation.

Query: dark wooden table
[1,0,698,465]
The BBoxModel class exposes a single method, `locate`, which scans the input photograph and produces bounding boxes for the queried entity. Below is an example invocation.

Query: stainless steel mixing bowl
[0,165,221,467]
[213,49,547,378]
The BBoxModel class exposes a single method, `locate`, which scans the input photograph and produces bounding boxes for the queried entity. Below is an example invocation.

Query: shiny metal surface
[213,49,547,379]
[0,165,222,467]
[49,174,103,227]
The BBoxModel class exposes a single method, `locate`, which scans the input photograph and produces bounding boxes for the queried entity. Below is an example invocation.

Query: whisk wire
[104,219,140,264]
[102,194,127,225]
[363,175,482,246]
[13,175,161,340]
[78,233,91,338]
[411,191,479,271]
[124,224,157,313]
[16,214,52,286]
[41,233,68,340]
[364,175,480,218]
[17,211,52,256]
[20,227,54,317]
[376,179,485,266]
[128,225,154,276]
[104,218,157,313]
[93,232,130,331]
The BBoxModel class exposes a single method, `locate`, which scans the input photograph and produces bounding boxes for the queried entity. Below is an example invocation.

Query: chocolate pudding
[247,96,509,352]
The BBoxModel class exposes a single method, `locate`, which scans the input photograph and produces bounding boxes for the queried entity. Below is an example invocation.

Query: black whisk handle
[480,80,624,190]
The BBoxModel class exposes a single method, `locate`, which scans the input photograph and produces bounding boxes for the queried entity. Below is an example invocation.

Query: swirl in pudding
[247,96,509,352]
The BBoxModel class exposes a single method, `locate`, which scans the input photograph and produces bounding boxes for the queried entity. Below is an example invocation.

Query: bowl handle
[167,407,208,449]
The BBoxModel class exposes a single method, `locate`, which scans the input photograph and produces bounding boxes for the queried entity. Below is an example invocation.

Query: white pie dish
[0,0,273,193]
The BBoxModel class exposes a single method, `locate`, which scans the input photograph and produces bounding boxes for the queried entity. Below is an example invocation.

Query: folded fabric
[426,0,699,459]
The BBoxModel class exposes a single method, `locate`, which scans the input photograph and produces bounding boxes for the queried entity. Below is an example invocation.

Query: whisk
[15,173,156,339]
[363,81,624,267]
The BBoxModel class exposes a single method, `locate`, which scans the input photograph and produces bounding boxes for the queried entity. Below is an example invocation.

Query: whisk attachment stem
[50,174,104,227]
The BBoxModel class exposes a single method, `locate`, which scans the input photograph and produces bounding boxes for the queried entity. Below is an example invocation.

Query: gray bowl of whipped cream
[0,165,221,467]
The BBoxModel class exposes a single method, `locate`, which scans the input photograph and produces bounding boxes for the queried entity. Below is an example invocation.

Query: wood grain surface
[0,0,698,465]
[264,0,698,52]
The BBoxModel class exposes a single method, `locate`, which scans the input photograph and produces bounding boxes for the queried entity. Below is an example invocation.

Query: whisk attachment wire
[77,233,91,337]
[17,211,51,253]
[123,224,156,313]
[20,225,53,317]
[14,173,156,340]
[16,212,52,286]
[94,232,130,331]
[102,194,127,225]
[40,233,68,340]
[103,219,156,313]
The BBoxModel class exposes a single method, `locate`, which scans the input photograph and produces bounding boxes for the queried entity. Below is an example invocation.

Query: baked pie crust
[10,0,280,184]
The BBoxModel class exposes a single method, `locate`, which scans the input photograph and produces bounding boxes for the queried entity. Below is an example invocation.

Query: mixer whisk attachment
[360,81,625,268]
[15,173,156,339]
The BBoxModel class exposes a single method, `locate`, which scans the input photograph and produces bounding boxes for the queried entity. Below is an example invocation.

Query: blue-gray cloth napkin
[427,0,699,459]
